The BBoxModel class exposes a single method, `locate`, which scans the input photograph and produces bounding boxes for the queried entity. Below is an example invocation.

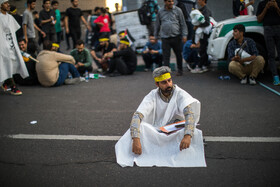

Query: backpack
[138,0,155,25]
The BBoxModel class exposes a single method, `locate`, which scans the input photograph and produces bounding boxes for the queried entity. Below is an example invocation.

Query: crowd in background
[0,0,280,96]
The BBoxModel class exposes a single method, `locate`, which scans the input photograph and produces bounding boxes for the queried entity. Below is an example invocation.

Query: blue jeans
[54,63,80,86]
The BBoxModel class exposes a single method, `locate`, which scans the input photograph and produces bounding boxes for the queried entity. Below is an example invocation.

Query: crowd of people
[1,0,280,96]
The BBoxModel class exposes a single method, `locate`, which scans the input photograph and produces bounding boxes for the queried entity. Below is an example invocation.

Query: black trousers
[162,36,183,72]
[142,53,163,69]
[108,57,132,75]
[264,25,280,76]
[77,65,93,76]
[69,29,81,49]
[198,33,210,68]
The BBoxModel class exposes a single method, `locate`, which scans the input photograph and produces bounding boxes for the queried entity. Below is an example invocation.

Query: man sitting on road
[103,38,137,76]
[70,39,93,75]
[115,66,206,167]
[36,40,82,87]
[228,24,265,85]
[141,35,163,72]
[13,39,39,85]
[90,35,117,72]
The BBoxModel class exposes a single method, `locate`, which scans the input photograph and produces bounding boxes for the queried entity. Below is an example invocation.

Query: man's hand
[41,31,46,38]
[132,138,142,155]
[180,135,191,151]
[232,55,241,62]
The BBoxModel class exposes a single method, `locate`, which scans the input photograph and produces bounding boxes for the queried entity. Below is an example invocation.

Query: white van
[207,16,266,61]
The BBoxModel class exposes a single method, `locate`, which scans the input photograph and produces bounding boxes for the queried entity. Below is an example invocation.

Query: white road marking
[4,134,280,143]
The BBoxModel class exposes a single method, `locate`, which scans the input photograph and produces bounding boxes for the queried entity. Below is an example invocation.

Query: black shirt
[113,47,137,73]
[66,7,83,30]
[39,9,56,34]
[199,5,212,27]
[256,0,280,26]
[95,43,116,54]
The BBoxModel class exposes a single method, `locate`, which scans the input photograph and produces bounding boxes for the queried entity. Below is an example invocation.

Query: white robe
[115,85,207,167]
[0,12,29,83]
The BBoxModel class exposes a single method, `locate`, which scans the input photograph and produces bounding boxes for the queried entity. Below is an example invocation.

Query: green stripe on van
[219,21,263,37]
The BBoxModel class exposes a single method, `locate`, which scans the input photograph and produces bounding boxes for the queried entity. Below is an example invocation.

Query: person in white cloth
[115,66,206,167]
[0,0,29,95]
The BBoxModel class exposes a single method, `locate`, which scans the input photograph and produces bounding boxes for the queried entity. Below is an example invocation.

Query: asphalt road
[0,69,280,186]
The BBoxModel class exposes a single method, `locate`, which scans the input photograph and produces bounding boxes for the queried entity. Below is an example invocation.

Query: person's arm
[130,112,144,155]
[245,0,255,8]
[55,52,75,65]
[257,1,272,23]
[180,105,195,151]
[199,8,211,28]
[23,24,28,43]
[81,15,91,31]
[33,23,46,38]
[83,49,93,67]
[177,8,188,43]
[113,48,129,58]
[64,16,69,34]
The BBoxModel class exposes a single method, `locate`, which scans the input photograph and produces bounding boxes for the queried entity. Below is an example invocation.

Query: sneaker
[79,77,86,82]
[144,68,150,72]
[273,75,280,86]
[201,66,209,72]
[186,63,193,71]
[191,66,203,73]
[1,83,11,92]
[240,76,247,84]
[97,68,103,73]
[64,77,81,85]
[10,85,22,96]
[249,77,256,85]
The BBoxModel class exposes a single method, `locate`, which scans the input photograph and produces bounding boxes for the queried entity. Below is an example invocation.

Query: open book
[159,120,185,135]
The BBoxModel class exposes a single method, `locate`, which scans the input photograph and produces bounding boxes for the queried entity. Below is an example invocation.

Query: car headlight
[213,23,224,39]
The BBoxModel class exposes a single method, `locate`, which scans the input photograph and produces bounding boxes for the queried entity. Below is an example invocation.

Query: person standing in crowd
[39,0,56,42]
[233,0,255,17]
[146,0,160,36]
[228,24,265,85]
[52,0,62,45]
[155,0,187,76]
[65,0,91,49]
[90,35,117,73]
[142,35,163,72]
[94,7,111,38]
[23,0,45,55]
[103,38,137,76]
[14,38,39,85]
[33,11,43,46]
[256,0,280,86]
[0,0,29,95]
[89,7,101,49]
[36,40,82,87]
[70,39,93,75]
[9,5,23,41]
[191,0,212,73]
[176,0,197,41]
[114,3,120,13]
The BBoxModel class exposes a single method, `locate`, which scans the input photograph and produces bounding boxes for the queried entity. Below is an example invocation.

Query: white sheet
[115,122,207,167]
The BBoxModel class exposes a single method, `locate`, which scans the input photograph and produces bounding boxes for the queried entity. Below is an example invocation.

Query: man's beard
[161,86,173,95]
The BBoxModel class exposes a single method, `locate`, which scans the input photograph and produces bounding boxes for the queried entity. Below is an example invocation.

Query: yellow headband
[154,73,171,82]
[120,40,130,46]
[119,33,125,37]
[52,43,60,48]
[99,38,109,42]
[10,9,17,14]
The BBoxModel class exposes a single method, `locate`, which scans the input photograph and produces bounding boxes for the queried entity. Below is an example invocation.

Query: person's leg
[142,53,152,69]
[250,56,265,78]
[228,61,246,79]
[56,31,62,44]
[68,63,80,78]
[54,62,69,86]
[170,36,183,73]
[107,58,117,73]
[186,21,194,41]
[70,30,78,49]
[264,26,277,77]
[199,34,210,68]
[154,54,163,67]
[162,38,171,68]
[115,58,130,75]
